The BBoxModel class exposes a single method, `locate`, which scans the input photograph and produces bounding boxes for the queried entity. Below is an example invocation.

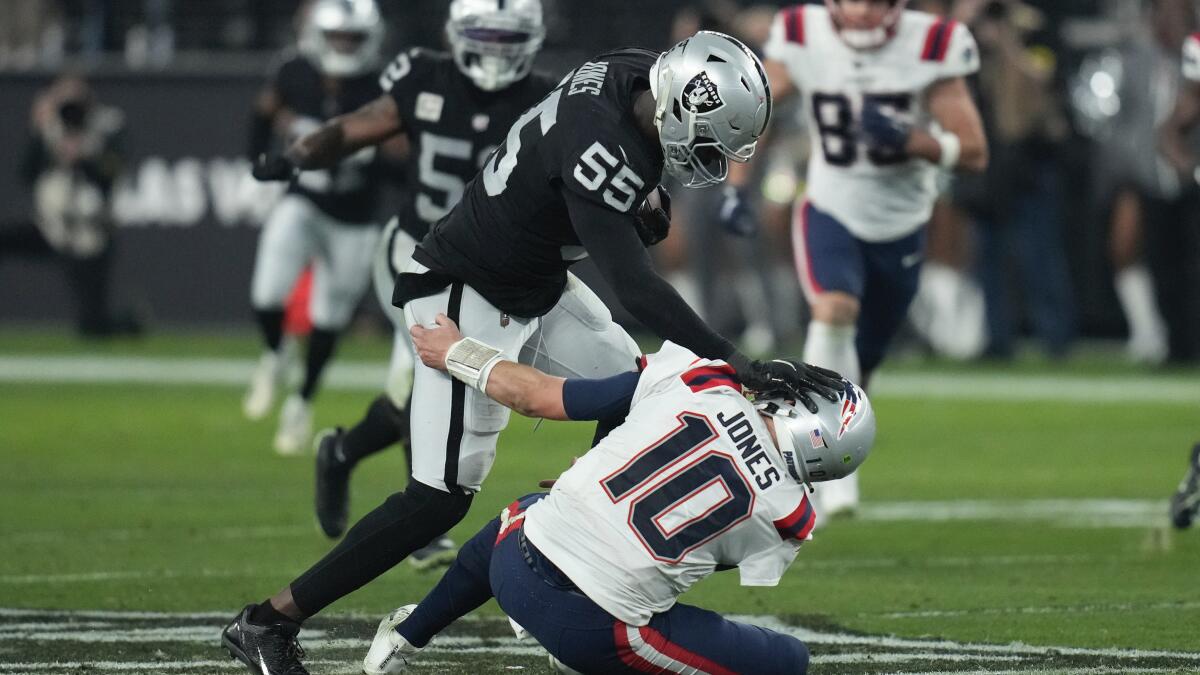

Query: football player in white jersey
[1159,30,1200,531]
[359,314,875,674]
[729,0,986,517]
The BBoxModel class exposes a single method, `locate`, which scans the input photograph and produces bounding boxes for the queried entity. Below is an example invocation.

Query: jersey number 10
[600,413,754,564]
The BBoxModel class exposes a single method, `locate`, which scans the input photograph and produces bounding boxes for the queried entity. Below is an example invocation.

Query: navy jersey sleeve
[562,370,641,421]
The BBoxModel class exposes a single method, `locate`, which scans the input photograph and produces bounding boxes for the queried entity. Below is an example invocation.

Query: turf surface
[1,339,1198,673]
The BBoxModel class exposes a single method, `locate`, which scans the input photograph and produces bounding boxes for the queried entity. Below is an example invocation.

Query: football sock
[397,521,498,648]
[300,328,340,401]
[254,308,286,353]
[802,320,862,385]
[1114,265,1167,358]
[248,600,297,627]
[341,395,409,468]
[290,482,473,616]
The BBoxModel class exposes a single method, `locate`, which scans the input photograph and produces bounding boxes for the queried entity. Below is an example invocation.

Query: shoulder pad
[378,47,444,92]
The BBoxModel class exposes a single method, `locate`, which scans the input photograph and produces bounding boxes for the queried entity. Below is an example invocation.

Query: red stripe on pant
[613,621,738,674]
[791,200,825,302]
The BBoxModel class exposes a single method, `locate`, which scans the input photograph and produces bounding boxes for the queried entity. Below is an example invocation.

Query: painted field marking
[866,599,1200,620]
[2,355,1198,404]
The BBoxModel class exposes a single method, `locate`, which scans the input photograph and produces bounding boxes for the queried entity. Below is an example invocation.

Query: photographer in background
[20,75,142,338]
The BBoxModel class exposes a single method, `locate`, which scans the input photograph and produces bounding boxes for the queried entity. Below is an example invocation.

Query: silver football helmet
[650,31,771,188]
[824,0,910,50]
[301,0,385,77]
[757,379,875,490]
[447,0,545,92]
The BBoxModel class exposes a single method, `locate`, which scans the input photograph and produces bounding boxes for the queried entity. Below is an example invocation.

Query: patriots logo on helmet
[681,71,724,113]
[837,381,860,440]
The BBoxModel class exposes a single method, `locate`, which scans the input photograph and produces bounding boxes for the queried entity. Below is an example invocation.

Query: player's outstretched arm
[411,315,570,420]
[1160,81,1200,177]
[285,94,403,170]
[565,191,842,409]
[911,77,988,172]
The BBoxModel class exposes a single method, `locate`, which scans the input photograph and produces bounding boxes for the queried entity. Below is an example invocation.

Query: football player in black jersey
[292,1,559,562]
[224,28,843,675]
[243,0,387,456]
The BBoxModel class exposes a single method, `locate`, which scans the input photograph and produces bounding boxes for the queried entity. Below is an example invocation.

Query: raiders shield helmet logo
[681,71,724,114]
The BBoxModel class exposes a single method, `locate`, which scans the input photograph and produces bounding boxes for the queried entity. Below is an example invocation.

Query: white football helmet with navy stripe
[650,31,772,188]
[447,0,546,92]
[757,378,875,489]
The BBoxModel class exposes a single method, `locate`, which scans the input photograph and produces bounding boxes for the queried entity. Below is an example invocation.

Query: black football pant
[289,480,473,617]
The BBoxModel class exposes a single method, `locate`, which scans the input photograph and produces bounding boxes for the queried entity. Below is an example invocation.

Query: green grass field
[1,330,1199,673]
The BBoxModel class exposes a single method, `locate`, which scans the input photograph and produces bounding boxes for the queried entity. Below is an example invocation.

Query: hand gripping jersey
[270,54,384,224]
[411,48,665,318]
[764,5,980,242]
[523,342,816,627]
[380,48,558,240]
[1184,33,1200,82]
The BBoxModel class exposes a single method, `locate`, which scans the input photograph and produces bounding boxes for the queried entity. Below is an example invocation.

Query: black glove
[252,152,298,182]
[728,352,843,414]
[633,184,672,246]
[859,98,912,157]
[717,185,757,237]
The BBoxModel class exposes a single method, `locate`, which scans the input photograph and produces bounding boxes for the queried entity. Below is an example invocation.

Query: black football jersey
[412,48,665,318]
[381,48,558,240]
[270,54,383,224]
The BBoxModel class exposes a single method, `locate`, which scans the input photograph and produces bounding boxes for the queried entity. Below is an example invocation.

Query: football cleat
[314,427,351,538]
[363,604,421,674]
[221,605,309,675]
[243,345,292,421]
[407,537,458,571]
[1170,443,1200,530]
[274,394,313,456]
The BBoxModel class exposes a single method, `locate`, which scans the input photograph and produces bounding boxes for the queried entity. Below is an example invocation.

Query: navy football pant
[399,494,809,674]
[793,200,925,375]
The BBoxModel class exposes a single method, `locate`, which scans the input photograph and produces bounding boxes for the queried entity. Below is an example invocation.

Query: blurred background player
[242,0,387,455]
[359,315,874,675]
[745,0,987,519]
[1096,0,1199,366]
[269,0,555,564]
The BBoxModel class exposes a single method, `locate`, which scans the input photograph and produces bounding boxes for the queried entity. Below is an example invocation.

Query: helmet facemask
[447,4,545,92]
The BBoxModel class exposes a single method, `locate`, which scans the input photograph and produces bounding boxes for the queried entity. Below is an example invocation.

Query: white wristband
[445,337,505,392]
[933,129,962,170]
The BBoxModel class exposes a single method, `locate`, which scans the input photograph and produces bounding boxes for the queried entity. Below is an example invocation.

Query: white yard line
[866,599,1200,620]
[2,354,1198,403]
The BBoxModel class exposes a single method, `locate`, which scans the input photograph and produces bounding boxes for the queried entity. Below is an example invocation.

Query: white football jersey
[1183,33,1200,82]
[523,342,815,627]
[764,4,980,241]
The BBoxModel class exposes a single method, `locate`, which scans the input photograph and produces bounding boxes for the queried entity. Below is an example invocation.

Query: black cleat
[408,536,458,571]
[1170,443,1200,530]
[221,605,309,675]
[314,428,351,539]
